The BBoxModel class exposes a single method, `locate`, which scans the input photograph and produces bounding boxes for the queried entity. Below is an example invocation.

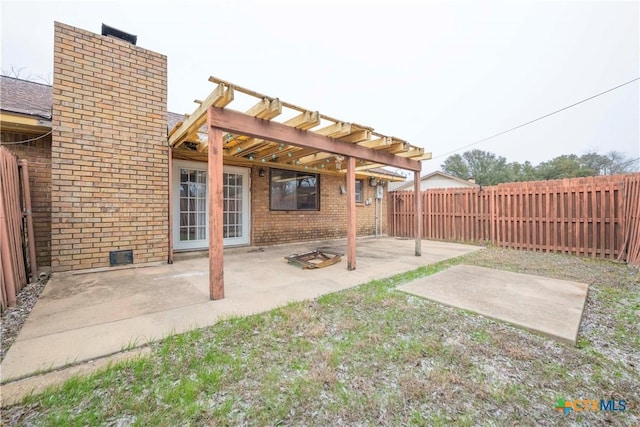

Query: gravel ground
[0,277,49,362]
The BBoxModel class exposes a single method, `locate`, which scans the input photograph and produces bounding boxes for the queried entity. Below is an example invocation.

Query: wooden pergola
[168,77,431,300]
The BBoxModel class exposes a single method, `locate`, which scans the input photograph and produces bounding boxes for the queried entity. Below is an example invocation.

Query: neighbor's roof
[0,76,53,119]
[390,171,480,191]
[168,76,431,180]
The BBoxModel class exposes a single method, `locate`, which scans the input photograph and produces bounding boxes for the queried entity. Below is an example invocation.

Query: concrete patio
[1,237,482,388]
[399,265,589,345]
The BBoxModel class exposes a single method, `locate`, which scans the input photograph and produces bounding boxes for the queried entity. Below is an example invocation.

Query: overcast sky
[1,0,638,173]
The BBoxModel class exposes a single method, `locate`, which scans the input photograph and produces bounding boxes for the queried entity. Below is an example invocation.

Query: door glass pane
[223,172,243,239]
[179,167,207,242]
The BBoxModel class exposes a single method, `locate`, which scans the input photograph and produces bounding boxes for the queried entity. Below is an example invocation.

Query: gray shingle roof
[168,111,187,131]
[0,76,53,119]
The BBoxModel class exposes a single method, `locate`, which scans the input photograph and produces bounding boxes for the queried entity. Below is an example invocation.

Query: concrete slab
[0,237,482,389]
[398,265,588,345]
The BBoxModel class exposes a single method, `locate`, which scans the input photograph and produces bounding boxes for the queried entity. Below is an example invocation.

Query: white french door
[172,160,250,250]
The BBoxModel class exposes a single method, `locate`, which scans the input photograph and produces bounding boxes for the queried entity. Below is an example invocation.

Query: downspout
[168,144,173,264]
[375,195,379,237]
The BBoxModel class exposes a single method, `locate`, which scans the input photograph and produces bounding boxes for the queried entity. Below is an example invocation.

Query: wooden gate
[1,146,38,310]
[619,174,640,265]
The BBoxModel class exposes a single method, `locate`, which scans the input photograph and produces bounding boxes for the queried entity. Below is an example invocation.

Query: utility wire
[0,130,53,145]
[433,77,640,160]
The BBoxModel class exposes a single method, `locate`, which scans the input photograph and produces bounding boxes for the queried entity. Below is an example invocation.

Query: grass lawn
[3,247,639,426]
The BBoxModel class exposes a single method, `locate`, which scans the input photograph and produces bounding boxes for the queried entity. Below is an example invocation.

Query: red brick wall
[1,132,52,267]
[250,166,387,246]
[51,22,168,272]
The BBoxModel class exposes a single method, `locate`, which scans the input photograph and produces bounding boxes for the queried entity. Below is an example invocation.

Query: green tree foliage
[440,154,469,180]
[441,149,638,184]
[508,161,538,182]
[440,149,513,185]
[536,154,595,180]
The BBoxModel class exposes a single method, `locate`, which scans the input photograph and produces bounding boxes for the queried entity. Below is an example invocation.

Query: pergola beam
[253,112,323,161]
[358,137,392,149]
[246,98,282,120]
[339,129,371,143]
[208,107,422,171]
[353,151,432,171]
[170,83,234,148]
[283,110,321,130]
[315,122,352,138]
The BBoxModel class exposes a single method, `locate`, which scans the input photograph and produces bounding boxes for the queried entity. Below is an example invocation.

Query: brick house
[389,171,480,191]
[0,77,52,269]
[1,22,428,290]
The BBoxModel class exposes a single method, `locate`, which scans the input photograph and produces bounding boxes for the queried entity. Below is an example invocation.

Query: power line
[0,130,53,145]
[433,77,640,160]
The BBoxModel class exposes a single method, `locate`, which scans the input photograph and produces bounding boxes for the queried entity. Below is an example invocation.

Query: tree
[508,160,539,182]
[599,151,639,174]
[1,65,52,85]
[536,154,595,180]
[569,151,637,176]
[441,149,512,185]
[579,151,611,175]
[440,154,469,180]
[441,149,638,186]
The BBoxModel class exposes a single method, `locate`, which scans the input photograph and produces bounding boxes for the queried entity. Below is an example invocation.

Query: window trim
[269,168,321,211]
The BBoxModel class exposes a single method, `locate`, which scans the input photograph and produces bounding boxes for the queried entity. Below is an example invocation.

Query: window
[355,179,363,203]
[270,168,320,211]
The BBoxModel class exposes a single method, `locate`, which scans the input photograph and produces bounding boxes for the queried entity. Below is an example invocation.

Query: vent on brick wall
[110,250,134,267]
[101,24,137,45]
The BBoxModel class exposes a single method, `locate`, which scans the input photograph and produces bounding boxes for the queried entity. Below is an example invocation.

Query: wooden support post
[347,156,356,270]
[208,108,225,300]
[18,160,38,282]
[414,171,422,256]
[168,147,174,264]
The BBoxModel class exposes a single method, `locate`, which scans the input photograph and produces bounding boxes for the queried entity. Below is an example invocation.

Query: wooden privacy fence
[0,146,38,310]
[389,174,640,265]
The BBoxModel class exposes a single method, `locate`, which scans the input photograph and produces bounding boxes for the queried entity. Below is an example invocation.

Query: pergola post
[414,170,422,256]
[208,108,225,300]
[347,156,356,270]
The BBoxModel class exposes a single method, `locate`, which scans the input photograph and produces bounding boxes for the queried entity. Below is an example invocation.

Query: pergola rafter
[169,76,430,182]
